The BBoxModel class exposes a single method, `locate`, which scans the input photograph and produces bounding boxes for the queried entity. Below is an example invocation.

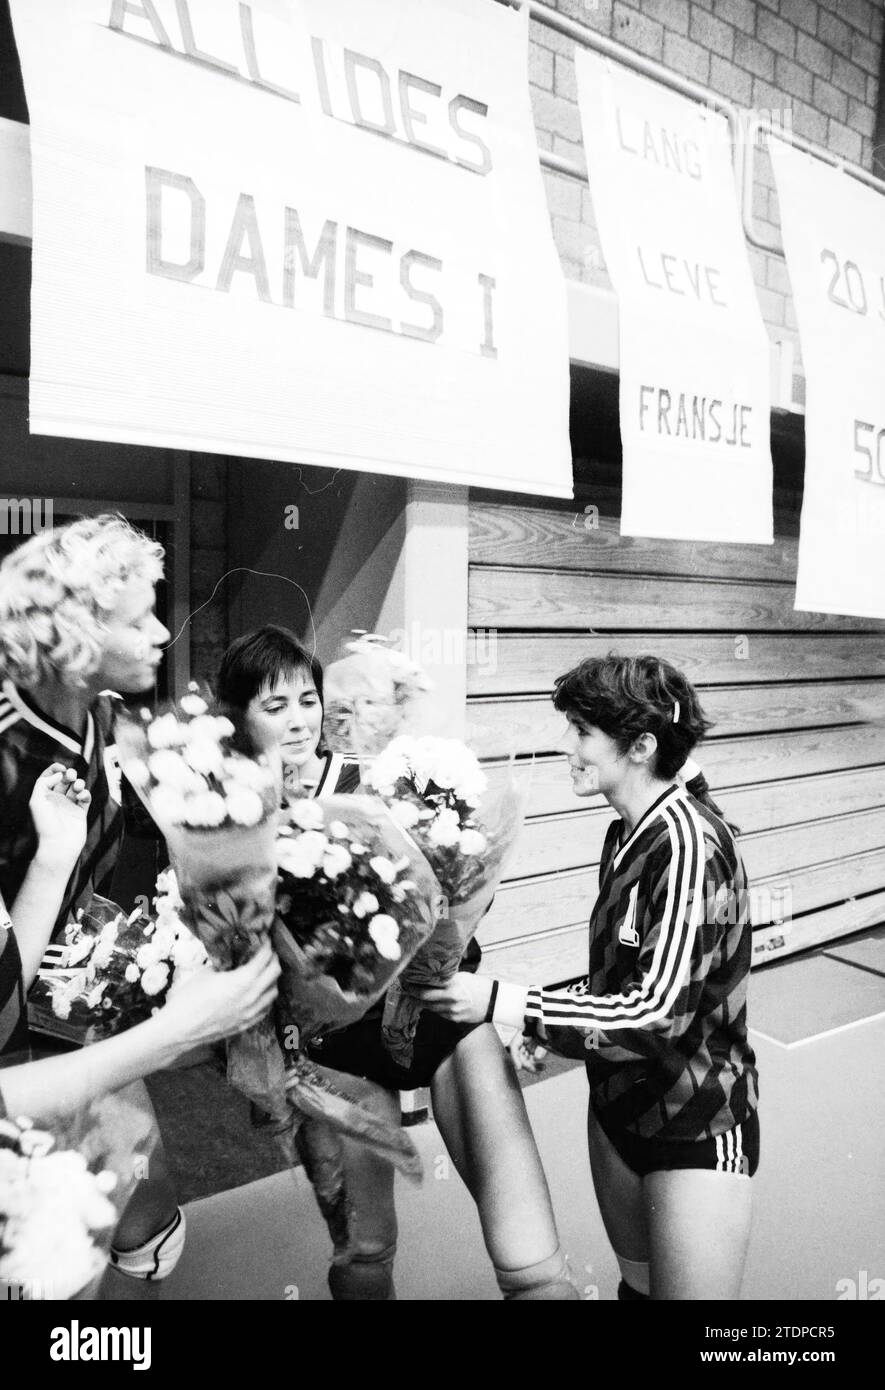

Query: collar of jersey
[1,679,95,762]
[612,783,684,871]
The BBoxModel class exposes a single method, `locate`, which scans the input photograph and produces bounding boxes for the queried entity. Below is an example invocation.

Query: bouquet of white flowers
[0,1094,153,1300]
[115,687,286,1122]
[363,735,524,1067]
[27,881,208,1045]
[273,792,444,1179]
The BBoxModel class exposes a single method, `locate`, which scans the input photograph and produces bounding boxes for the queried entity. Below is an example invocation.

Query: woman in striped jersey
[217,626,579,1301]
[419,654,759,1301]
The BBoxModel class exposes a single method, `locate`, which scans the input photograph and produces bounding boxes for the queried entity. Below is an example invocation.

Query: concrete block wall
[530,0,884,375]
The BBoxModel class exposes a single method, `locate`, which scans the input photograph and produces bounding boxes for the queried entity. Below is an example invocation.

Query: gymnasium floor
[159,928,885,1301]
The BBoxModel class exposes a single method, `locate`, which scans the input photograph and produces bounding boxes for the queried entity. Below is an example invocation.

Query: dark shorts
[308,1009,480,1092]
[595,1106,760,1178]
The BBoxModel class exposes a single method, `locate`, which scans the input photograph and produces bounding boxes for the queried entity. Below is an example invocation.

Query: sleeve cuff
[491,980,530,1030]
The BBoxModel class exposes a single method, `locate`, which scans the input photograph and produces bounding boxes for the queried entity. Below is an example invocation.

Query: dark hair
[552,653,710,779]
[216,625,323,711]
[552,653,738,829]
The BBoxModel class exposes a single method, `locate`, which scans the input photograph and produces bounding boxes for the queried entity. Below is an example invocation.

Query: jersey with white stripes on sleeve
[0,680,124,941]
[525,784,758,1142]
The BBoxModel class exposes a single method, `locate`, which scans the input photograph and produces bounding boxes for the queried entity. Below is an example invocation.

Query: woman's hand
[28,764,91,873]
[153,942,281,1053]
[509,1032,549,1074]
[409,971,494,1025]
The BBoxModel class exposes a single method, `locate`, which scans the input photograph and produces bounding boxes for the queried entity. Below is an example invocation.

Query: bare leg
[586,1104,648,1262]
[644,1169,752,1300]
[430,1024,577,1296]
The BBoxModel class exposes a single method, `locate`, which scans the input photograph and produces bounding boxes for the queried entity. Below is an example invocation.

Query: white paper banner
[575,52,773,542]
[770,140,885,619]
[10,0,571,497]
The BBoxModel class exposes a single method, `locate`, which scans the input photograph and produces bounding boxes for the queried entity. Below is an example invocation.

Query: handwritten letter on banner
[10,0,571,496]
[575,53,773,542]
[770,142,885,619]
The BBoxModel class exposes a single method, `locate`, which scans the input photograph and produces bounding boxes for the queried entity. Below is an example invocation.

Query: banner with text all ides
[770,141,885,620]
[575,53,773,542]
[9,0,571,496]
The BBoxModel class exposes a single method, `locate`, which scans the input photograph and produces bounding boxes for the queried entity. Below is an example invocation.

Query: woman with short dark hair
[419,654,759,1301]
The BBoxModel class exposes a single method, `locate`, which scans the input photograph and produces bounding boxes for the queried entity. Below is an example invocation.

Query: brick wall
[530,0,884,366]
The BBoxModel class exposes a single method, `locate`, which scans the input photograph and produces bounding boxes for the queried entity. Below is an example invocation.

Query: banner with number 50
[770,140,885,619]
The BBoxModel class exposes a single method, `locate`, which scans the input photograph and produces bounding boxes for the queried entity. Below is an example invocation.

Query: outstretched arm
[0,944,280,1123]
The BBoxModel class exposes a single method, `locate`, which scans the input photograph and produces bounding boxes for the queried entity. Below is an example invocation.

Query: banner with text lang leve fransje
[770,140,885,620]
[10,0,571,496]
[575,52,773,542]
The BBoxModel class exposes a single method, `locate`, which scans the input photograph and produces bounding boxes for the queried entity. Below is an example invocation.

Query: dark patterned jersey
[0,680,124,940]
[525,784,758,1142]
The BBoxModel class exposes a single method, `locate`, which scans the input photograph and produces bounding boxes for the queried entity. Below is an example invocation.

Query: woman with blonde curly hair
[0,513,188,1297]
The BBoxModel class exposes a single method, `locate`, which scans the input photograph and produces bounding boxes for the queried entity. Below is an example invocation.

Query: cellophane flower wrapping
[114,688,287,1124]
[274,791,443,1040]
[362,735,525,1067]
[0,1087,155,1300]
[27,886,208,1045]
[272,792,444,1183]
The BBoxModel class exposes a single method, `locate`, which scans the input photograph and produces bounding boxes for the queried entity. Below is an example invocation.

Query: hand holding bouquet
[363,735,524,1066]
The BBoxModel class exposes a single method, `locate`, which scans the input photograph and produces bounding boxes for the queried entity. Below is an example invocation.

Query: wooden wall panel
[469,681,885,755]
[470,567,885,633]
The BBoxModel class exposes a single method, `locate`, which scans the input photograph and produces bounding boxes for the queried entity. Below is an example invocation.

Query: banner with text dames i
[770,141,885,619]
[574,53,773,542]
[9,0,572,497]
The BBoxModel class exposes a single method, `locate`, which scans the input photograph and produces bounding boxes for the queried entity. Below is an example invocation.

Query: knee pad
[328,1241,397,1302]
[495,1246,580,1301]
[109,1208,186,1281]
[616,1254,650,1299]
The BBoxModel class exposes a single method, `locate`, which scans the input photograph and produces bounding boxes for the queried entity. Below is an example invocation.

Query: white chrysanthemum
[225,757,274,791]
[288,799,325,832]
[183,792,227,827]
[135,942,163,971]
[183,740,224,777]
[427,808,461,848]
[124,963,140,984]
[458,828,487,856]
[180,693,208,716]
[322,844,353,879]
[225,786,264,826]
[147,713,187,749]
[368,855,397,884]
[141,962,170,996]
[154,868,183,911]
[147,749,200,792]
[277,832,327,879]
[388,799,420,829]
[352,890,379,919]
[368,914,401,960]
[328,819,350,839]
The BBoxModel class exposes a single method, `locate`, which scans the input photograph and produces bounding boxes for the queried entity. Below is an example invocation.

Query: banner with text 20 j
[575,52,773,542]
[10,0,572,496]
